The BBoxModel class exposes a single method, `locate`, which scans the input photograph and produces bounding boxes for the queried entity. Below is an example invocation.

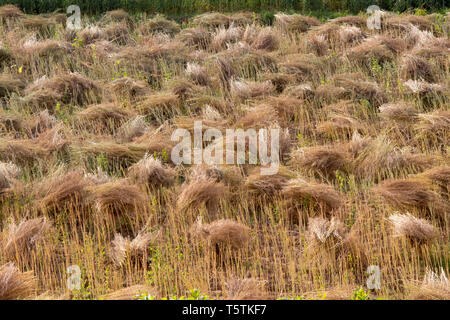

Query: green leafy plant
[351,286,371,300]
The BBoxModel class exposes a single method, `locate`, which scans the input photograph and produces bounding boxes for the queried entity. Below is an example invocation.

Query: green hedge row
[0,0,447,16]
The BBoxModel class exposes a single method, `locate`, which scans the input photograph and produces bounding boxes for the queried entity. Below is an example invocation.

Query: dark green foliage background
[0,0,447,16]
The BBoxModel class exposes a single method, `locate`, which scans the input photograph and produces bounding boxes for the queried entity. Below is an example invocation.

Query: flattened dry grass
[0,9,448,301]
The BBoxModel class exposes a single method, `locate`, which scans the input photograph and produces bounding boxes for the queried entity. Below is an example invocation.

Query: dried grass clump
[105,23,131,44]
[279,54,321,82]
[263,96,303,119]
[384,14,433,32]
[137,92,180,113]
[73,140,145,164]
[282,179,344,214]
[400,54,436,82]
[332,73,386,105]
[0,74,25,97]
[407,268,450,300]
[108,233,128,266]
[185,62,209,86]
[244,26,279,51]
[78,25,107,44]
[353,135,433,179]
[192,13,230,29]
[100,9,135,28]
[15,37,72,58]
[332,16,366,27]
[84,168,111,186]
[184,113,222,133]
[410,37,449,60]
[128,154,175,188]
[307,34,329,56]
[230,80,275,101]
[322,100,358,115]
[307,217,347,248]
[24,109,57,137]
[0,127,66,163]
[379,101,418,121]
[177,178,227,214]
[85,39,119,58]
[316,114,360,136]
[373,179,439,212]
[116,40,187,68]
[215,56,234,86]
[0,4,23,19]
[346,131,372,156]
[176,27,211,49]
[24,73,100,108]
[229,12,256,26]
[0,161,20,194]
[274,14,321,33]
[140,14,180,36]
[34,170,91,212]
[415,110,449,133]
[188,94,232,115]
[308,22,339,43]
[108,232,157,267]
[33,125,67,152]
[314,83,347,102]
[212,24,243,50]
[403,79,446,96]
[3,217,52,258]
[225,277,267,300]
[51,13,67,26]
[89,180,146,216]
[169,78,203,100]
[0,263,35,300]
[338,26,365,46]
[115,116,149,143]
[102,285,156,300]
[189,165,226,183]
[109,77,150,99]
[20,16,56,34]
[231,50,277,77]
[388,213,437,242]
[233,105,277,129]
[75,103,131,129]
[0,139,35,163]
[348,36,406,65]
[418,166,450,190]
[290,146,350,176]
[245,168,292,198]
[190,217,250,250]
[132,128,175,155]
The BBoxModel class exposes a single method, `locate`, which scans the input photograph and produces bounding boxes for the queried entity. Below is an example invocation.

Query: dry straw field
[0,5,449,300]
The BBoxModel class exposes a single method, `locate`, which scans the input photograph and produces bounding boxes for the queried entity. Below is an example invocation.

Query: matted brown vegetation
[406,268,450,300]
[0,263,35,300]
[290,146,350,176]
[190,217,250,250]
[177,178,227,216]
[0,9,448,300]
[128,153,175,188]
[373,178,445,216]
[33,170,91,213]
[108,231,157,267]
[88,179,146,216]
[388,213,437,242]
